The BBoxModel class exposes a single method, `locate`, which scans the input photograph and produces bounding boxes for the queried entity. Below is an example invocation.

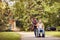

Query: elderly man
[37,19,45,37]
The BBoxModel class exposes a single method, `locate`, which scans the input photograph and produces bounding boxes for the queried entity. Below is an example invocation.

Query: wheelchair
[38,29,45,37]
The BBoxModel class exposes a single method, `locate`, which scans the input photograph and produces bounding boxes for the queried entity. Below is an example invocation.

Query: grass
[46,31,60,37]
[0,31,60,40]
[0,32,20,40]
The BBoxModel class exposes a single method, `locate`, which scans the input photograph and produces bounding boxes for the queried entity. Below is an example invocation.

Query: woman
[31,17,38,37]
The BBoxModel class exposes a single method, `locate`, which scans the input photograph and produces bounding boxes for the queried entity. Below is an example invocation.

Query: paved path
[18,32,60,40]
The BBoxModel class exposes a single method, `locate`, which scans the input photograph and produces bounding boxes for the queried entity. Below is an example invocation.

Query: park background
[0,0,60,40]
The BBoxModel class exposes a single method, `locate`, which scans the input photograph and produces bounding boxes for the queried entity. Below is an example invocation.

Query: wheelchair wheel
[42,34,45,37]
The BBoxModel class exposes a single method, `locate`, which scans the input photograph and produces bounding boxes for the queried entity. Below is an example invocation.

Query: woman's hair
[30,16,35,19]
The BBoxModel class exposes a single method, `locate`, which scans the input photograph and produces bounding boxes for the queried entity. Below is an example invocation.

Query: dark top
[32,19,38,29]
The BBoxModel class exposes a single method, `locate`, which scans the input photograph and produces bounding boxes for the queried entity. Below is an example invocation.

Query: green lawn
[46,31,60,37]
[0,32,20,40]
[0,31,60,40]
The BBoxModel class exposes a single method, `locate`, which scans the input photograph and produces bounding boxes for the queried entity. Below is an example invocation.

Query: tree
[0,0,60,31]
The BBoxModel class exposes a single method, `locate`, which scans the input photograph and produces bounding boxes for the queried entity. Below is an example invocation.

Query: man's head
[39,19,42,23]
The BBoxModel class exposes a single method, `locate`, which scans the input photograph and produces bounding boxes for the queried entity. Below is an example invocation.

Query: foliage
[0,0,60,31]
